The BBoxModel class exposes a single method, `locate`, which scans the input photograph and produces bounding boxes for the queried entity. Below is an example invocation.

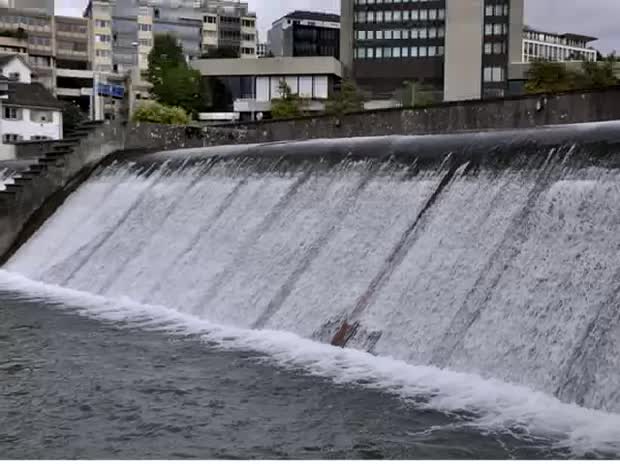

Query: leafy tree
[578,54,618,89]
[325,79,364,116]
[62,101,88,135]
[147,34,209,116]
[270,80,303,119]
[525,57,619,94]
[524,59,579,94]
[132,101,190,125]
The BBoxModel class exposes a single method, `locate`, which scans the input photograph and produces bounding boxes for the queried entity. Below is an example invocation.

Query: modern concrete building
[0,0,54,15]
[200,0,258,58]
[268,11,340,60]
[521,27,597,63]
[191,56,342,121]
[0,6,56,90]
[341,0,524,102]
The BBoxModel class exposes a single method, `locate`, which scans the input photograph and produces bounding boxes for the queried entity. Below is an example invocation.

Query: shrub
[132,101,190,125]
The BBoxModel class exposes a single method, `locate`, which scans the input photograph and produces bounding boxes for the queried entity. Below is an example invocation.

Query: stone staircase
[0,121,105,202]
[0,120,125,261]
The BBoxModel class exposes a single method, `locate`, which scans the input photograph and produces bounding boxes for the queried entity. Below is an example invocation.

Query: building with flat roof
[191,56,342,121]
[268,11,340,60]
[341,0,525,102]
[521,27,597,63]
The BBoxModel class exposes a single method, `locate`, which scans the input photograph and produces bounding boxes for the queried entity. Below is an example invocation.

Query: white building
[191,56,342,121]
[522,27,598,63]
[0,55,63,159]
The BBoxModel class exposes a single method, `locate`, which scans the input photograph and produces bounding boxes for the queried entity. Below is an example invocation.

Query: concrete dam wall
[2,121,620,433]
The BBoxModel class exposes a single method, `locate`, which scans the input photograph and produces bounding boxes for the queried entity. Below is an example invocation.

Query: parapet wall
[124,87,620,151]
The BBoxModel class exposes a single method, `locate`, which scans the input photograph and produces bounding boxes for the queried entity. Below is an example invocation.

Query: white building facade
[522,28,598,63]
[0,55,63,159]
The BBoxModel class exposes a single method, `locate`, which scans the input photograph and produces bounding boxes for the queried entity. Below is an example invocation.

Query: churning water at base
[3,126,620,457]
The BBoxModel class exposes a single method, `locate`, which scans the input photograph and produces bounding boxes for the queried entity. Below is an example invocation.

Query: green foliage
[132,101,190,125]
[62,101,88,135]
[0,28,27,39]
[270,80,303,119]
[325,80,364,116]
[146,34,210,116]
[401,80,441,108]
[525,57,619,94]
[578,54,618,89]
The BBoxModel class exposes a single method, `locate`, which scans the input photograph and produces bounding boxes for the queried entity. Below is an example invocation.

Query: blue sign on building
[97,83,125,99]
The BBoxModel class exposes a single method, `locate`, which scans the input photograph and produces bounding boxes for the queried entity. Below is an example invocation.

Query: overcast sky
[56,0,619,53]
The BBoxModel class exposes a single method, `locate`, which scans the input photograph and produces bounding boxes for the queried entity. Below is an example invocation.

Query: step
[48,148,72,155]
[4,184,22,193]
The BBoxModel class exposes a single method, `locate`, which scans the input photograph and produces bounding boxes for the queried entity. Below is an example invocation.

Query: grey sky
[56,0,619,53]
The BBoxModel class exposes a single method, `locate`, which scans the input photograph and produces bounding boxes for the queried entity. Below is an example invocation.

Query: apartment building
[341,0,524,102]
[0,0,54,15]
[201,0,258,58]
[0,6,56,90]
[268,11,340,60]
[522,27,597,63]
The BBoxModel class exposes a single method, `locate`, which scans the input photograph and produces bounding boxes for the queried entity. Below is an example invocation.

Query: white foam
[0,269,618,457]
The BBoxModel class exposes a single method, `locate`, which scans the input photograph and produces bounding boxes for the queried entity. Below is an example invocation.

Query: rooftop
[273,10,341,26]
[524,26,598,44]
[5,82,63,110]
[192,56,342,77]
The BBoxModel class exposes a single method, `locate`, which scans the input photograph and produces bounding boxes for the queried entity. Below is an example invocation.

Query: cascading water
[2,122,620,457]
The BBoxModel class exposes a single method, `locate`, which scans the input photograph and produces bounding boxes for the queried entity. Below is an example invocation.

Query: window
[138,23,152,32]
[483,66,505,82]
[95,19,110,28]
[8,72,19,81]
[4,107,20,120]
[2,134,23,143]
[96,34,111,42]
[31,136,51,141]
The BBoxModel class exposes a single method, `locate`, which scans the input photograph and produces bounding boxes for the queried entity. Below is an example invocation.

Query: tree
[62,101,88,135]
[132,101,190,125]
[325,79,364,116]
[524,59,580,94]
[270,80,303,119]
[525,57,619,94]
[578,54,618,89]
[146,34,210,116]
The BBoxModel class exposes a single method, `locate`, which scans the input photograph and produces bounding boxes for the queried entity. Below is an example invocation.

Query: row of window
[95,34,112,43]
[95,19,111,28]
[138,23,152,32]
[58,40,88,52]
[0,15,49,27]
[3,134,51,143]
[522,40,597,62]
[57,22,88,34]
[484,23,508,36]
[241,47,256,55]
[485,4,509,17]
[355,45,444,59]
[28,36,51,46]
[483,66,505,82]
[524,30,589,49]
[356,0,440,4]
[355,8,445,23]
[356,26,445,41]
[484,41,507,55]
[3,107,54,122]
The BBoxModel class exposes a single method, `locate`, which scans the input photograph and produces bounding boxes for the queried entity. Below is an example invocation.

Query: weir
[4,121,620,416]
